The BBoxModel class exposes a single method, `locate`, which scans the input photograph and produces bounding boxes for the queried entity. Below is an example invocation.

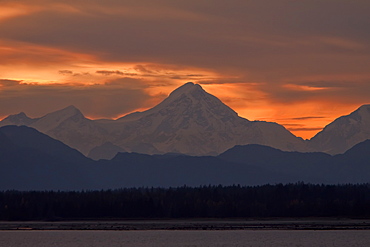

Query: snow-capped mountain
[310,104,370,155]
[2,82,370,159]
[108,82,307,156]
[0,105,109,155]
[1,82,307,158]
[0,112,38,126]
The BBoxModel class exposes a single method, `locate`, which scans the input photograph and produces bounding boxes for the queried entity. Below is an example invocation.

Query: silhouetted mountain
[219,144,335,183]
[88,142,126,160]
[330,139,370,182]
[0,130,16,149]
[96,152,293,188]
[1,125,370,190]
[0,126,94,190]
[341,139,370,160]
[0,125,89,164]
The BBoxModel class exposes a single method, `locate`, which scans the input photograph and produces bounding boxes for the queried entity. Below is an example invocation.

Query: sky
[1,0,370,139]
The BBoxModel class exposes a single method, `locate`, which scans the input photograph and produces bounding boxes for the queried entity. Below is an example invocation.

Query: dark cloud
[0,0,370,120]
[287,127,324,132]
[257,79,370,106]
[2,0,369,81]
[96,70,124,76]
[286,116,326,121]
[281,123,304,127]
[59,70,73,75]
[297,81,354,89]
[134,65,155,74]
[0,78,159,119]
[0,79,22,86]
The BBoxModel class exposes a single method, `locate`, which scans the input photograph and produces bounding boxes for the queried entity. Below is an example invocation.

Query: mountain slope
[218,144,335,183]
[310,105,370,154]
[0,126,95,190]
[1,125,370,190]
[106,82,307,156]
[0,125,89,164]
[0,112,38,126]
[0,106,109,155]
[0,83,306,158]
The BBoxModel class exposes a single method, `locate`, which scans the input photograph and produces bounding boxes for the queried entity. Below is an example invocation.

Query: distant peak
[5,111,31,120]
[184,82,195,86]
[351,104,370,116]
[62,105,80,112]
[64,105,79,111]
[358,104,370,110]
[169,82,204,97]
[12,112,28,118]
[0,111,36,126]
[49,105,83,118]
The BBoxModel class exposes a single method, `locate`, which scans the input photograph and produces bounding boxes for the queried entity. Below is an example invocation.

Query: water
[0,230,370,247]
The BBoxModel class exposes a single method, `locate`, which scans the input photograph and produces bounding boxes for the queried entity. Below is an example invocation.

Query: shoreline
[1,218,370,231]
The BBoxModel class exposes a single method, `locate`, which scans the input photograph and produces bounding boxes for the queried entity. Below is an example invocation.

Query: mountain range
[2,82,369,159]
[1,125,370,190]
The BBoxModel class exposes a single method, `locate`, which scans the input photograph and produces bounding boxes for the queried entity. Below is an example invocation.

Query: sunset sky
[1,0,370,139]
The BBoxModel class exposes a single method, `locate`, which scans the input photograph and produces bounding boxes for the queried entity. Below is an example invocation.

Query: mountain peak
[163,82,207,104]
[150,82,239,119]
[169,82,202,96]
[29,105,85,133]
[310,104,370,154]
[15,112,27,117]
[47,105,84,119]
[341,104,370,124]
[61,105,81,114]
[0,111,36,126]
[6,111,29,120]
[119,82,239,122]
[355,104,370,116]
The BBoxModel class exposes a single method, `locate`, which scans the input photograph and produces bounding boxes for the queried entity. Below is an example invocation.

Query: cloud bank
[1,0,370,138]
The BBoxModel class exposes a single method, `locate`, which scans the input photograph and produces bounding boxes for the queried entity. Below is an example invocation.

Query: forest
[1,183,370,220]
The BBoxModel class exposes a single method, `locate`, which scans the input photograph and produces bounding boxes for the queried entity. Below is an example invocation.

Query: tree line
[1,183,370,220]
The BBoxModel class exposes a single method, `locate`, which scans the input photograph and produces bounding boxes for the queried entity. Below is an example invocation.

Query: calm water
[0,230,370,247]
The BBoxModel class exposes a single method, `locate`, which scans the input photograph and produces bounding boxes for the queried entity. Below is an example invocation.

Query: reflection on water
[0,230,370,247]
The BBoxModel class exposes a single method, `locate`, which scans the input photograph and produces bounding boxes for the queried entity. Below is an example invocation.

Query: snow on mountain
[30,105,83,133]
[88,142,127,160]
[31,106,109,155]
[107,82,307,156]
[0,105,109,155]
[310,104,370,155]
[0,82,307,158]
[0,112,38,126]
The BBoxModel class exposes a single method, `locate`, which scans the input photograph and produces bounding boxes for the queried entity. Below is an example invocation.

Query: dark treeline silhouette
[1,183,370,220]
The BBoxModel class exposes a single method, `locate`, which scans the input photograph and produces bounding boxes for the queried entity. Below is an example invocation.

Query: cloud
[286,116,326,121]
[286,127,324,132]
[59,70,73,75]
[0,78,164,119]
[96,70,124,76]
[1,1,370,87]
[2,0,369,77]
[0,0,370,139]
[0,79,22,86]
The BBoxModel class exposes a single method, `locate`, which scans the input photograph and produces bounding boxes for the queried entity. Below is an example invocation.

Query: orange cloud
[1,0,370,140]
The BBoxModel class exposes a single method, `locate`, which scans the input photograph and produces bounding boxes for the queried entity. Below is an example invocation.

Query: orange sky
[1,1,370,140]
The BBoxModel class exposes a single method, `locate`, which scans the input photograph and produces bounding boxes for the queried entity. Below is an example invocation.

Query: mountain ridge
[0,83,306,158]
[1,83,369,157]
[310,104,370,154]
[1,125,370,190]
